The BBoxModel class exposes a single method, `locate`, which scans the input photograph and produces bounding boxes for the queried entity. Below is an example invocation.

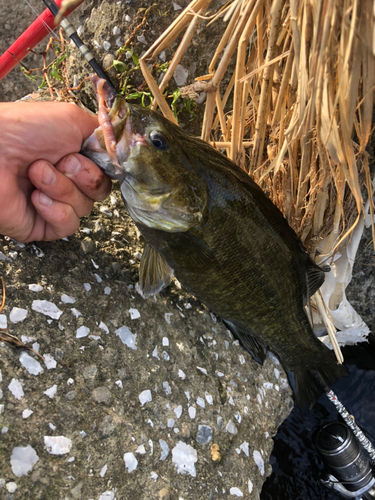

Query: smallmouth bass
[82,77,348,412]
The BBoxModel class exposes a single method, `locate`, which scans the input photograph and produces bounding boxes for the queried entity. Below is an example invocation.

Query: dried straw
[140,0,375,258]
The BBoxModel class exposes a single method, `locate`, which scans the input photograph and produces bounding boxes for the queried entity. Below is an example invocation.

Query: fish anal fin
[223,320,267,365]
[139,244,174,298]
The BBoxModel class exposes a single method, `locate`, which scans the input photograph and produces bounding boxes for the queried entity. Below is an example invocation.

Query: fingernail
[42,164,56,185]
[64,154,81,176]
[39,192,53,206]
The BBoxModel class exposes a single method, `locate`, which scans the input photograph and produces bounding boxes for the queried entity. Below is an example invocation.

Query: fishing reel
[316,422,375,499]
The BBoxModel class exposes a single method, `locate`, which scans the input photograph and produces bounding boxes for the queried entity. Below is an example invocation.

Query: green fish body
[82,77,348,412]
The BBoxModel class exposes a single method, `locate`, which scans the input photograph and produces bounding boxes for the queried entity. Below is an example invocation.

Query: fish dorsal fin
[138,244,174,298]
[222,320,267,365]
[307,264,328,298]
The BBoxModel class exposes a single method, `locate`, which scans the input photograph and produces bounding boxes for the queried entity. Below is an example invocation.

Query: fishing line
[24,0,59,38]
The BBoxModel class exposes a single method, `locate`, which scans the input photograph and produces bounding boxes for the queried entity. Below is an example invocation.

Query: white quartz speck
[188,406,196,419]
[240,442,249,457]
[115,380,123,389]
[11,445,39,477]
[67,378,74,385]
[167,419,175,428]
[115,326,137,349]
[44,385,57,399]
[61,294,76,304]
[174,405,183,419]
[205,392,213,405]
[263,382,273,389]
[139,389,152,406]
[99,321,109,333]
[173,1,182,10]
[98,490,116,500]
[124,452,138,472]
[103,41,111,51]
[178,369,185,379]
[100,464,107,477]
[83,283,91,292]
[136,445,146,454]
[162,337,169,346]
[21,335,36,344]
[29,284,43,292]
[226,420,238,435]
[150,471,158,481]
[253,450,265,475]
[22,409,33,419]
[71,308,81,318]
[164,313,173,324]
[6,482,17,493]
[248,479,253,493]
[274,368,280,379]
[10,307,28,323]
[49,423,56,431]
[91,258,99,269]
[163,381,172,395]
[32,300,62,319]
[129,308,140,319]
[44,436,72,455]
[230,487,243,497]
[196,397,205,408]
[94,273,102,283]
[76,326,90,338]
[159,440,169,460]
[104,287,112,295]
[172,441,197,477]
[43,354,57,369]
[0,314,7,328]
[197,366,208,375]
[19,352,43,375]
[152,346,159,359]
[8,379,24,399]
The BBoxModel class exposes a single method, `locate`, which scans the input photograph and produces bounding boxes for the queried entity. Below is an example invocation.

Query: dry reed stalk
[139,0,374,260]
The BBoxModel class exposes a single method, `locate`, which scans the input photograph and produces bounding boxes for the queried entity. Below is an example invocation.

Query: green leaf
[113,60,128,73]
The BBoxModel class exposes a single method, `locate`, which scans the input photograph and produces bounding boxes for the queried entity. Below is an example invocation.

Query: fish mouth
[81,76,134,181]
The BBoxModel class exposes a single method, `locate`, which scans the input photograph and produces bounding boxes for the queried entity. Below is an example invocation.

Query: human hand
[0,101,112,242]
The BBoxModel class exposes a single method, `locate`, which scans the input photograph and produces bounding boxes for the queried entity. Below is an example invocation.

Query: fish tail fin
[292,349,349,413]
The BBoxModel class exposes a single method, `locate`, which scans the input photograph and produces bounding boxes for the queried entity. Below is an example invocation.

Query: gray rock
[99,415,117,439]
[80,237,95,254]
[65,390,77,401]
[92,386,112,405]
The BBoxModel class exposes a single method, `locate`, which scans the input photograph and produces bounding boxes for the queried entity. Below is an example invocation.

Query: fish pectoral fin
[138,244,174,298]
[222,320,267,365]
[306,263,328,298]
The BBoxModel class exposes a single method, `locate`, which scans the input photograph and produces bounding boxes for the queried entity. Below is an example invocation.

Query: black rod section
[41,0,117,93]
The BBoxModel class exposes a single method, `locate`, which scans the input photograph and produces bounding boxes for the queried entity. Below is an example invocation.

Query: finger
[28,190,80,242]
[56,153,112,202]
[28,159,95,218]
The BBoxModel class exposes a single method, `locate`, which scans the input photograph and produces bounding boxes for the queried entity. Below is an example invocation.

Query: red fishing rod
[0,0,69,80]
[0,0,116,93]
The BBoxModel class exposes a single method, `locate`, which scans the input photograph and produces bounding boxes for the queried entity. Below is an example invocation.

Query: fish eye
[149,131,169,151]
